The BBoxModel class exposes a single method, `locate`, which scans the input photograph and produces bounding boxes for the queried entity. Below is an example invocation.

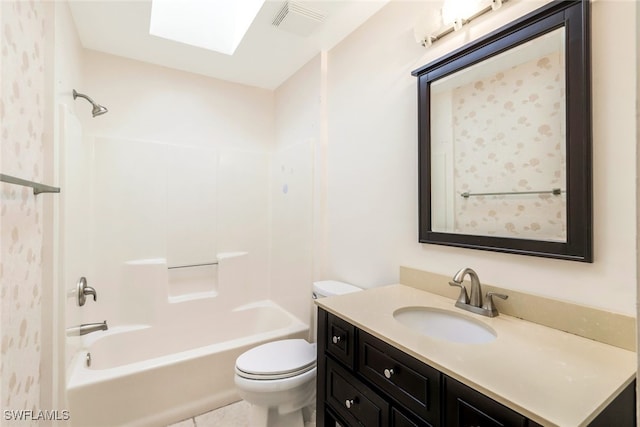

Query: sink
[393,306,497,344]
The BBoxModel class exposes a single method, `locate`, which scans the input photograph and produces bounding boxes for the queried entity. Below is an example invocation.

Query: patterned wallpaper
[452,51,567,241]
[1,0,46,415]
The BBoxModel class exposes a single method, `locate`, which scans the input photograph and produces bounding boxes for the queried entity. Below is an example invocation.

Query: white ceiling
[68,0,391,90]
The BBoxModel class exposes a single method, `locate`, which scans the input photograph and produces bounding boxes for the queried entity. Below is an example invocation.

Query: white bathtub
[67,300,309,427]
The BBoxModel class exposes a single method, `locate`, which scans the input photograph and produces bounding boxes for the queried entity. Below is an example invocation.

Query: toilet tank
[311,280,361,342]
[313,280,362,299]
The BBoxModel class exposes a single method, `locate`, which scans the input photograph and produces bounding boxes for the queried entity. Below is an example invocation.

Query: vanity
[315,284,636,427]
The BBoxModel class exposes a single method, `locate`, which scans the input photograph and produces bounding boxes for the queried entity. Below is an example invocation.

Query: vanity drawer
[358,331,441,425]
[326,312,356,369]
[326,358,389,427]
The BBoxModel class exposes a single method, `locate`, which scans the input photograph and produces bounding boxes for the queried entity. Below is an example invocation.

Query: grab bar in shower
[167,262,219,270]
[0,173,60,195]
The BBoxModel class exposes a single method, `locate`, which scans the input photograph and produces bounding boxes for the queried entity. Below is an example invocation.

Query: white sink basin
[393,306,497,344]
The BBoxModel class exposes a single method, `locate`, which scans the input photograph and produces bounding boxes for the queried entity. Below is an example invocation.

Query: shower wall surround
[91,138,218,273]
[0,0,49,414]
[66,50,278,328]
[166,145,217,268]
[87,136,270,324]
[271,54,321,326]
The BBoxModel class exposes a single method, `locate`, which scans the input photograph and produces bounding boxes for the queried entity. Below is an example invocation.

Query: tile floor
[168,401,251,427]
[168,401,317,427]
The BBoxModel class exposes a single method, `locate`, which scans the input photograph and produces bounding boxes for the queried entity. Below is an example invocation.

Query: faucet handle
[77,277,97,306]
[483,292,508,317]
[448,281,469,305]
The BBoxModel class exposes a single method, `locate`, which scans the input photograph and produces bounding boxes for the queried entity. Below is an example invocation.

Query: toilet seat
[235,339,317,380]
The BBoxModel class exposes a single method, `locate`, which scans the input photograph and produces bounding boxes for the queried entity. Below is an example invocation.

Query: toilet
[234,280,362,427]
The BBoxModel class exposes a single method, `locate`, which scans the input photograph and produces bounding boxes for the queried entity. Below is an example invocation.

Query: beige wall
[272,55,322,330]
[318,0,637,315]
[635,0,640,403]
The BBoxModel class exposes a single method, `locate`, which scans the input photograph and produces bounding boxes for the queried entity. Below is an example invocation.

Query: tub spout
[67,321,108,336]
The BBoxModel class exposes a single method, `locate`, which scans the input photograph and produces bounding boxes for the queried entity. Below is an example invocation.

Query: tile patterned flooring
[168,401,251,427]
[168,401,317,427]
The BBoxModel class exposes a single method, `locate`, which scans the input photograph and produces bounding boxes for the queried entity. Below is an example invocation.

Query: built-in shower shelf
[0,173,60,195]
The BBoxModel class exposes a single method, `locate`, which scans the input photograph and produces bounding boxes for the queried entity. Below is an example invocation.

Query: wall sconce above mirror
[414,0,506,48]
[412,0,592,262]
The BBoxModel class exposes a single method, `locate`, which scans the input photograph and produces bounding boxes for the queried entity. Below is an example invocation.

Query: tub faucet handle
[84,286,97,301]
[77,277,97,306]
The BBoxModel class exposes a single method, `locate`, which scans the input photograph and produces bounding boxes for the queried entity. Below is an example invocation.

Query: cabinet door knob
[332,335,342,344]
[384,368,394,378]
[345,398,355,409]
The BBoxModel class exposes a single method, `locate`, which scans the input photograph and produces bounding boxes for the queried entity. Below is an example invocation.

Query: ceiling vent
[272,1,326,37]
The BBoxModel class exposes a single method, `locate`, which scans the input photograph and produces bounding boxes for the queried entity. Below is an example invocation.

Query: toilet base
[234,367,316,427]
[249,404,308,427]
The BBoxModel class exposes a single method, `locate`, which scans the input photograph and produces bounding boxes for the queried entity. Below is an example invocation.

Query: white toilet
[234,280,362,427]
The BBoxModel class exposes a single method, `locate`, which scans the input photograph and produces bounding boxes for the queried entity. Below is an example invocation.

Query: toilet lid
[235,339,316,379]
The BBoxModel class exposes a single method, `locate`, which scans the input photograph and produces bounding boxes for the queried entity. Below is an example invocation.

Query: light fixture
[442,0,480,31]
[413,6,442,48]
[415,0,505,48]
[149,0,265,56]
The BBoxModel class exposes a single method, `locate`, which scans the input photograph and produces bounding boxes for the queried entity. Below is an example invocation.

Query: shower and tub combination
[66,258,308,427]
[63,90,314,426]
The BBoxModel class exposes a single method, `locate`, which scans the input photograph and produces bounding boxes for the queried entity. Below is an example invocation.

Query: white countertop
[315,284,636,427]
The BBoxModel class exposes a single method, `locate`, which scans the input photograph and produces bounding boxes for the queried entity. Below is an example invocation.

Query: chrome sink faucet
[453,267,482,307]
[449,268,508,317]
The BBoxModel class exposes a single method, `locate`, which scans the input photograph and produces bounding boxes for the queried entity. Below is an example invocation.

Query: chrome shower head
[91,103,108,117]
[73,89,108,117]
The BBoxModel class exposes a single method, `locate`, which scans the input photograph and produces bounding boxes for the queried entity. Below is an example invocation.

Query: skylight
[149,0,265,55]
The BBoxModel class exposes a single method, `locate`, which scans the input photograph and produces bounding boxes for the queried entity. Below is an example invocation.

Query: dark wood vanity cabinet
[319,309,433,427]
[317,308,635,427]
[444,376,541,427]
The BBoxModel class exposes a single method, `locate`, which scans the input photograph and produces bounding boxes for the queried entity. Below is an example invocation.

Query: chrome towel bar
[0,173,60,195]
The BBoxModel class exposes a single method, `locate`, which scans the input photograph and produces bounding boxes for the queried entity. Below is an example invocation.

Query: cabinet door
[326,358,390,427]
[326,312,357,369]
[392,407,433,427]
[445,376,527,427]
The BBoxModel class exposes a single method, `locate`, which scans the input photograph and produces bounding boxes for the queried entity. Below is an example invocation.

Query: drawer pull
[345,398,357,409]
[384,368,394,379]
[332,335,342,344]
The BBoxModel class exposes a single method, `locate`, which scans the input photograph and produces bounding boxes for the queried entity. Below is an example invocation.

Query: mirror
[412,0,592,262]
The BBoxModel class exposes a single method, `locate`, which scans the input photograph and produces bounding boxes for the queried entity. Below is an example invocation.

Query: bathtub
[67,300,309,427]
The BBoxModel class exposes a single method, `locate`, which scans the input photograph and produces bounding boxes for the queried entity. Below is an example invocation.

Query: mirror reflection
[430,28,566,242]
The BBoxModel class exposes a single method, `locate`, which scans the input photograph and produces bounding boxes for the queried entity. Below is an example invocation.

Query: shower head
[73,89,108,117]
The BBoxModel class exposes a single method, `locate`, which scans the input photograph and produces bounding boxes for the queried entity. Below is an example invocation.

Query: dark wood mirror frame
[412,0,592,262]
